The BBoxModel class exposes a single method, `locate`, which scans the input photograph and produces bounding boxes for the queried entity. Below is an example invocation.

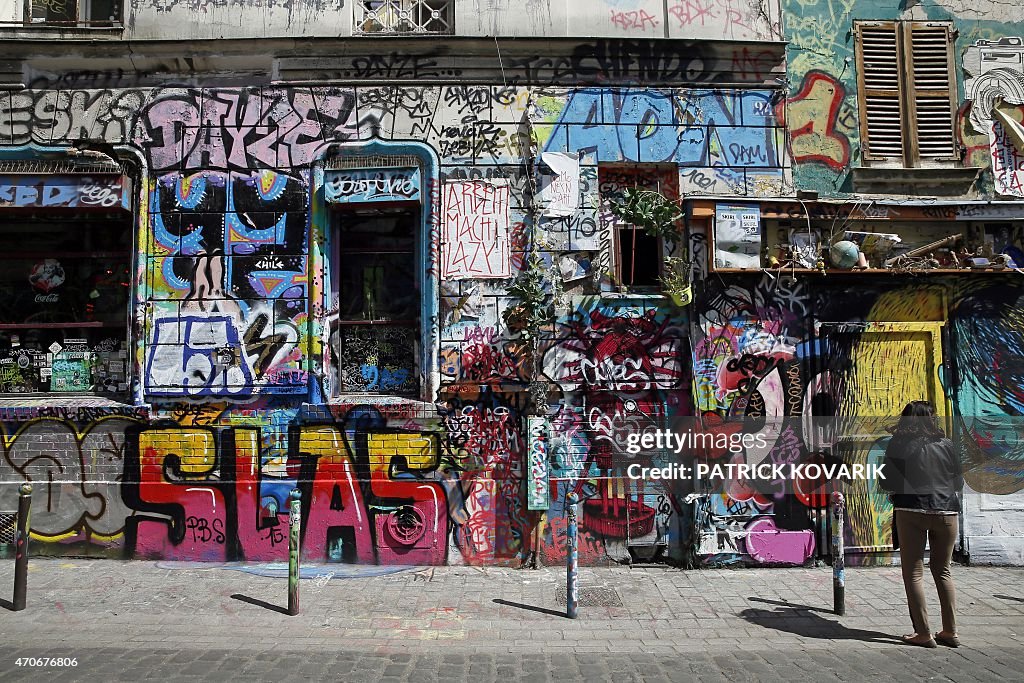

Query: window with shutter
[854,21,958,168]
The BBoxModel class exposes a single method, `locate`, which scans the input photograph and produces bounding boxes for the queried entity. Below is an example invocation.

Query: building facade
[0,0,1020,567]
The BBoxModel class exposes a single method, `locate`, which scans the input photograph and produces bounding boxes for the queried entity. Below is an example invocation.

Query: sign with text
[325,167,421,204]
[441,180,511,279]
[539,152,580,217]
[715,203,762,269]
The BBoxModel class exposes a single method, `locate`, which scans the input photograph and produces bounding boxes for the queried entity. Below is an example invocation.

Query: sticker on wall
[51,351,92,392]
[539,152,580,217]
[526,416,551,511]
[441,180,511,279]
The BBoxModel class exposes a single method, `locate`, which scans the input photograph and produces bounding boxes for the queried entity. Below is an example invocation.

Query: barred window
[354,0,453,35]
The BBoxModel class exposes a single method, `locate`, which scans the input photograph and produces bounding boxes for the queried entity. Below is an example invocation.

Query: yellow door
[832,322,947,559]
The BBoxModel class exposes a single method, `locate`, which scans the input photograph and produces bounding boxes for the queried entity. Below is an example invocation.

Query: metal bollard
[831,491,845,616]
[566,492,579,619]
[13,483,32,611]
[287,488,301,616]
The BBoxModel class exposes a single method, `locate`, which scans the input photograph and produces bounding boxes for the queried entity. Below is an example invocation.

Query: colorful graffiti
[2,15,1024,570]
[779,71,851,171]
[145,169,306,397]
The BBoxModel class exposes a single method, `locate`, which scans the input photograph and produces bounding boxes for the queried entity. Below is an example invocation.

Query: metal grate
[325,155,422,171]
[354,0,453,35]
[0,512,17,545]
[0,158,123,175]
[555,585,622,607]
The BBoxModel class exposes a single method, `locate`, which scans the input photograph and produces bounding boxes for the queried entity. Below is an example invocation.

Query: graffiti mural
[2,4,1024,569]
[779,71,852,171]
[146,169,306,397]
[964,37,1024,133]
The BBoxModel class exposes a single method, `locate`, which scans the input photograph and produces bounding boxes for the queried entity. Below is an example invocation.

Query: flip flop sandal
[936,634,961,648]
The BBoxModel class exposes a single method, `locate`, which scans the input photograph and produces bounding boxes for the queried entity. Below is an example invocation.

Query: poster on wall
[538,152,580,217]
[990,102,1024,197]
[441,180,511,279]
[715,203,762,269]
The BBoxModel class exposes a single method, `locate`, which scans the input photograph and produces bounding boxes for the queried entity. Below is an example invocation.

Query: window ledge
[0,395,147,421]
[599,292,669,301]
[0,24,124,41]
[852,166,982,196]
[301,397,441,422]
[712,267,1023,276]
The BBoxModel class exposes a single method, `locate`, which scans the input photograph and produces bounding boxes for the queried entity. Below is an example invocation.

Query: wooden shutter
[904,22,958,164]
[856,22,906,163]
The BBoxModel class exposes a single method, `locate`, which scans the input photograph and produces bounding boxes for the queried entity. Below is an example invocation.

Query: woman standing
[880,400,964,648]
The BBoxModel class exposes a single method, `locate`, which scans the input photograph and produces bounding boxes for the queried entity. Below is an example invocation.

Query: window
[854,21,958,167]
[0,212,131,394]
[331,207,420,395]
[29,0,121,26]
[599,165,678,290]
[354,0,452,34]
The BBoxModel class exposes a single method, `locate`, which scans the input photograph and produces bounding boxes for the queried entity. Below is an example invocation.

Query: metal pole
[287,488,301,616]
[831,491,845,616]
[566,492,579,619]
[13,483,32,611]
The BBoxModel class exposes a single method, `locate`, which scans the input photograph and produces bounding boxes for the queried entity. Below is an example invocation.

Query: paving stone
[0,560,1022,681]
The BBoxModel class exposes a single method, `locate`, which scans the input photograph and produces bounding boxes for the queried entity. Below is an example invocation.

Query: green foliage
[502,252,553,341]
[660,256,693,307]
[609,187,683,239]
[660,256,690,291]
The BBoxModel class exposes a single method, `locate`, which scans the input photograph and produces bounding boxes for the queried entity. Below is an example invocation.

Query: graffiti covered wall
[0,54,792,566]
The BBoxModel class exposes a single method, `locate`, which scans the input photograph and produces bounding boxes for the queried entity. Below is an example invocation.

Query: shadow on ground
[230,593,290,615]
[492,598,571,618]
[749,597,834,613]
[740,605,905,644]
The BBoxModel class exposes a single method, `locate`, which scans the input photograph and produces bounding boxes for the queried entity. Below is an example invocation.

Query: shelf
[712,268,1022,275]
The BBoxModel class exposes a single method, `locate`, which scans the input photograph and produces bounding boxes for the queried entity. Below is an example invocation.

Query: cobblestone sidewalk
[0,559,1022,681]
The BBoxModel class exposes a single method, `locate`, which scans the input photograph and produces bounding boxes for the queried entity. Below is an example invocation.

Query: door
[823,322,948,560]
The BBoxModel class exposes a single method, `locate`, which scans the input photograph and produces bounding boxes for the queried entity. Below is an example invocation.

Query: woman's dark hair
[891,400,945,440]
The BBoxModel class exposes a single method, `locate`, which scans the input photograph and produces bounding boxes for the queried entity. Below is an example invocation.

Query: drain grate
[555,585,622,607]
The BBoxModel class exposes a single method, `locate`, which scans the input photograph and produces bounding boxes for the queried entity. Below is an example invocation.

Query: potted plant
[608,187,692,307]
[661,255,693,307]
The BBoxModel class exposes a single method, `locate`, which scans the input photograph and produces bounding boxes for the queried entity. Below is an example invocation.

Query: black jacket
[880,435,963,513]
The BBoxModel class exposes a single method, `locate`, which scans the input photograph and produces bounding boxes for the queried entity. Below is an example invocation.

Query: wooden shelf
[712,268,1021,275]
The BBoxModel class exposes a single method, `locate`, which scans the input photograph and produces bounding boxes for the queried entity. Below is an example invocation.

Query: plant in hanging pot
[661,256,693,308]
